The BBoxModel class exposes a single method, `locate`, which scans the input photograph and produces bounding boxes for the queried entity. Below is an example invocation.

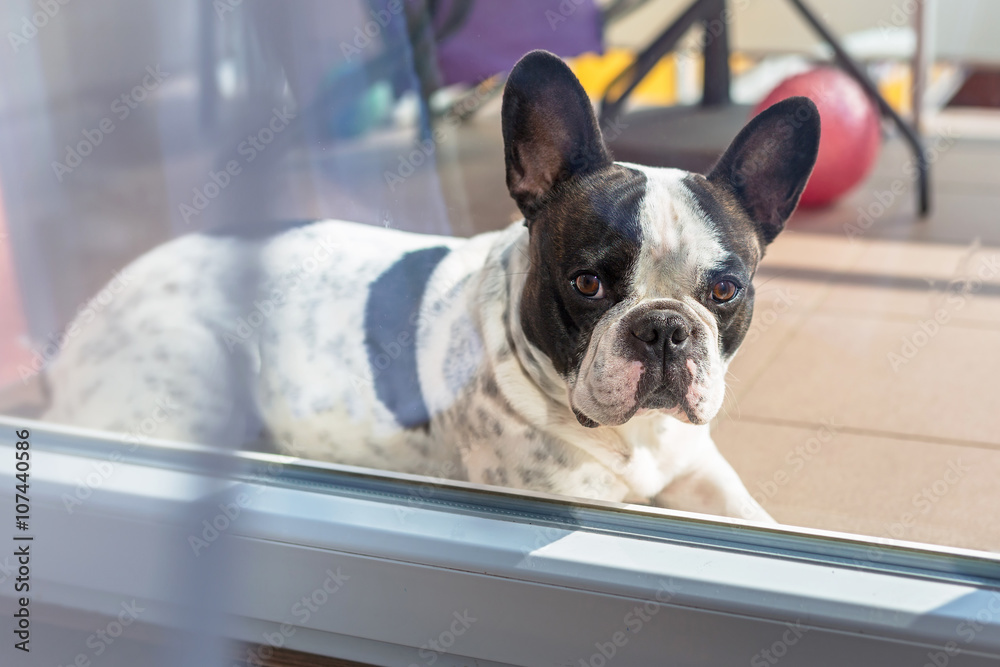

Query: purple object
[434,0,603,85]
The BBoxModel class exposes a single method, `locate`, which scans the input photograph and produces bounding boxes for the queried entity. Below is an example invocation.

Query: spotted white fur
[44,186,771,521]
[39,48,824,526]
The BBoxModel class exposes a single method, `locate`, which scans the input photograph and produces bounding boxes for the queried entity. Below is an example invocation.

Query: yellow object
[877,63,912,117]
[569,49,757,106]
[569,50,920,118]
[569,49,678,105]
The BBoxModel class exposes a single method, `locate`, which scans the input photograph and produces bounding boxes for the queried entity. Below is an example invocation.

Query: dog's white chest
[608,414,714,500]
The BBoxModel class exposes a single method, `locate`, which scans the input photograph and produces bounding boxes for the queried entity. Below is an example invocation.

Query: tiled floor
[439,104,1000,553]
[1,93,998,554]
[712,130,1000,553]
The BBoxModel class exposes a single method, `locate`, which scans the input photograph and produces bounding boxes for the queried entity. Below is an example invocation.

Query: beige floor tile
[722,272,838,415]
[759,229,863,272]
[714,419,1000,553]
[724,305,805,410]
[816,240,1000,323]
[782,138,1000,246]
[955,296,1000,325]
[820,284,1000,326]
[724,235,865,406]
[844,238,973,277]
[735,312,1000,445]
[934,131,1000,187]
[750,275,823,328]
[956,247,1000,323]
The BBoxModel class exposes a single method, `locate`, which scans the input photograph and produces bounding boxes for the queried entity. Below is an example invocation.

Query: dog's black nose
[630,311,691,357]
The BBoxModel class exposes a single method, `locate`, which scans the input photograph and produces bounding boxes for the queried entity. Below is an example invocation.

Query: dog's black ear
[707,96,821,244]
[502,50,612,219]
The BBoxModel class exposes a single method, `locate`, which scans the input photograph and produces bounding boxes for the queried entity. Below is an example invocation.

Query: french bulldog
[44,50,820,521]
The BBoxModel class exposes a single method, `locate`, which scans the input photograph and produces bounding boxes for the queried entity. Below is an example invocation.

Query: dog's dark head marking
[501,51,820,427]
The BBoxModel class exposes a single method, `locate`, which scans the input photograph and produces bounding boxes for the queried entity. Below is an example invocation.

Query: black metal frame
[599,0,930,216]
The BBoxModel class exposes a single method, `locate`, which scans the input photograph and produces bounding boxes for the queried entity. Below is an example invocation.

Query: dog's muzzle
[570,298,720,428]
[625,305,701,412]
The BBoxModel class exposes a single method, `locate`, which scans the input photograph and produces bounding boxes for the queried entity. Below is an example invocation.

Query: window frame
[4,416,1000,667]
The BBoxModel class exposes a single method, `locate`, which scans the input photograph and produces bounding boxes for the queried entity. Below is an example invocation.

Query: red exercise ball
[752,67,881,208]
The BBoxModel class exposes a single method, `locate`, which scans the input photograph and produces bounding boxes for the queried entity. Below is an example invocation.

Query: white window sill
[2,417,999,666]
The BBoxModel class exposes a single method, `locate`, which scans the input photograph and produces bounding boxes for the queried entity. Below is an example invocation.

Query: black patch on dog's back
[364,246,450,427]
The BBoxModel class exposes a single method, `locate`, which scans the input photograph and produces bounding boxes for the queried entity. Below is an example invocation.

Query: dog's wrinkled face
[522,164,762,427]
[502,51,821,428]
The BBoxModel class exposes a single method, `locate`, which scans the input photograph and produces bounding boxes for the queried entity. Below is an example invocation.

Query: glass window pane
[0,0,997,565]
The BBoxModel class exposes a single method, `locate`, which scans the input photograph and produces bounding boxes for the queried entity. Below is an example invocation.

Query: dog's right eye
[573,273,605,299]
[710,279,740,303]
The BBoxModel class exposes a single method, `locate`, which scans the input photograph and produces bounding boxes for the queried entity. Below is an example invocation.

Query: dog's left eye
[573,273,605,299]
[710,279,739,303]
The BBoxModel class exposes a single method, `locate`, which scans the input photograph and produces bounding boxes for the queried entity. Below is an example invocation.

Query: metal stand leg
[788,0,929,216]
[701,0,731,106]
[599,0,711,125]
[599,0,931,217]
